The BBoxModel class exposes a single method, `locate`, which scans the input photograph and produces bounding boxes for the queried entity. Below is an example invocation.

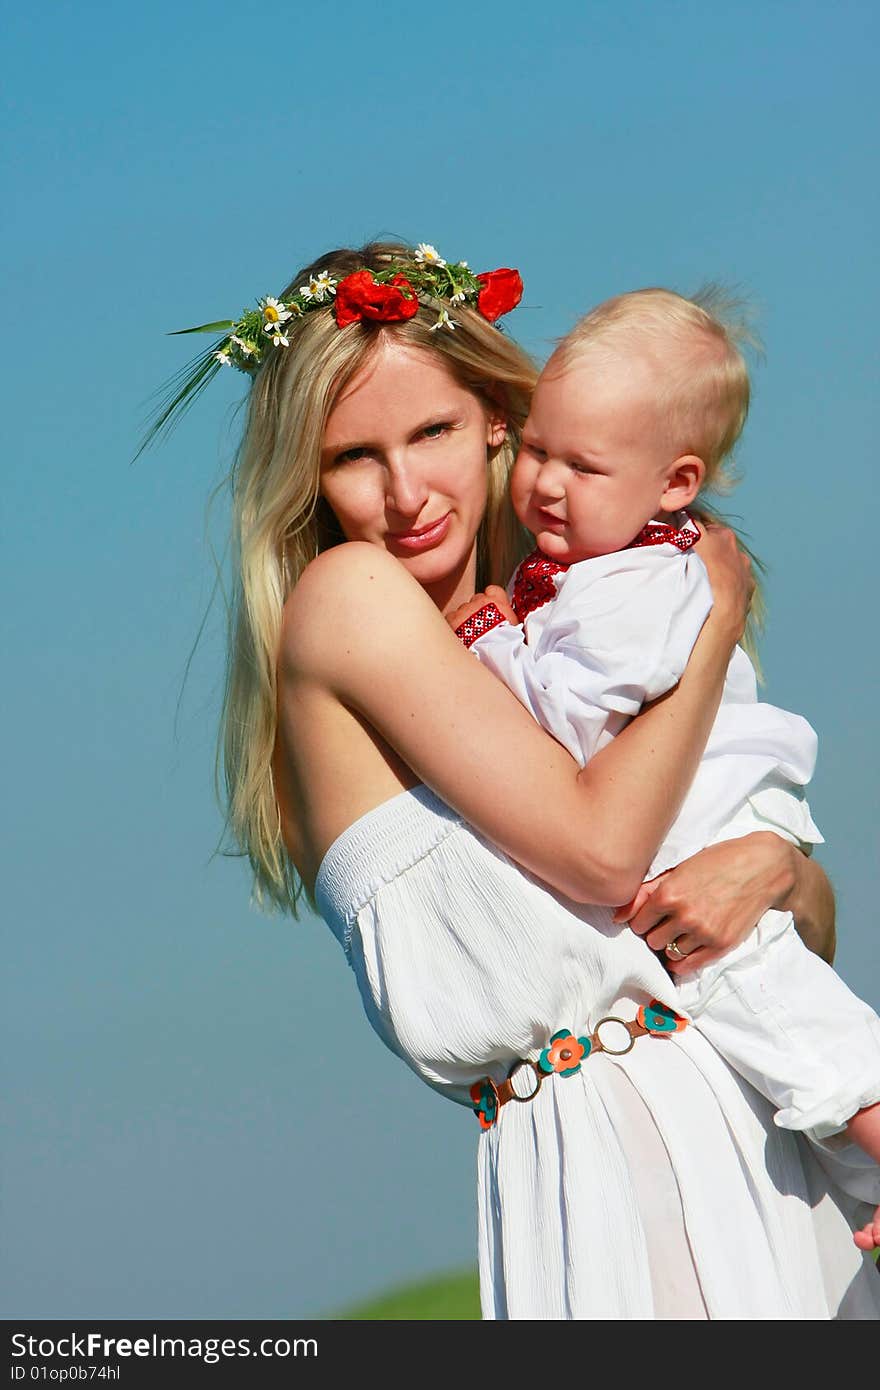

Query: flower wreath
[140,244,522,455]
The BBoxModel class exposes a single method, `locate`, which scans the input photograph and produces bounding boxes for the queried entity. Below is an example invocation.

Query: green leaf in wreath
[169,320,236,336]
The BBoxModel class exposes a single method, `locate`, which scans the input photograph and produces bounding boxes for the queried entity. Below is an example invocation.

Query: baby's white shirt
[470,522,823,879]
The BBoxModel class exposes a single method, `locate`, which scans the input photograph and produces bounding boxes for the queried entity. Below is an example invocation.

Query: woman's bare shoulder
[290,541,407,596]
[280,542,432,680]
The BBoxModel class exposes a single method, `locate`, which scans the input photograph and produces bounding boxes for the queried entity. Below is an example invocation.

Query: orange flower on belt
[539,1029,592,1077]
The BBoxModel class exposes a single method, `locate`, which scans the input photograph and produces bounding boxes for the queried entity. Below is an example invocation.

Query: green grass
[332,1268,480,1320]
[331,1248,879,1317]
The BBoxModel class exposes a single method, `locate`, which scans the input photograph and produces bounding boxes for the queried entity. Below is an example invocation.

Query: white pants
[678,908,880,1164]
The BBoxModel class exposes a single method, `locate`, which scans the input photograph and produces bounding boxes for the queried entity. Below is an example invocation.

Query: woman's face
[320,338,506,612]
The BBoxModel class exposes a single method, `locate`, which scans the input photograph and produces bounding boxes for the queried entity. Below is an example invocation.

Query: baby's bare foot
[853,1205,880,1252]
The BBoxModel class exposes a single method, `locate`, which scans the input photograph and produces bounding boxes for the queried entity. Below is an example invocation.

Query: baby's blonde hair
[220,242,536,915]
[558,285,766,667]
[557,286,759,494]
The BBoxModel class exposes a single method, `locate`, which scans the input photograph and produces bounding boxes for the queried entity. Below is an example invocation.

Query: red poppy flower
[335,271,420,328]
[476,268,523,322]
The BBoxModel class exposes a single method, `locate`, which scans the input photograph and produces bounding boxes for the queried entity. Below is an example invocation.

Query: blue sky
[3,0,878,1318]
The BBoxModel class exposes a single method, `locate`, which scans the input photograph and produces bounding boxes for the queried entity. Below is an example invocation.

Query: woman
[179,242,876,1317]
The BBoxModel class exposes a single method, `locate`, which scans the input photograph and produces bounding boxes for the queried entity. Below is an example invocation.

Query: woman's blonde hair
[220,242,537,914]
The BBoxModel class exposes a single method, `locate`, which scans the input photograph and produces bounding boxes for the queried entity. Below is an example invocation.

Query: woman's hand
[446,585,519,632]
[613,832,808,973]
[693,522,755,644]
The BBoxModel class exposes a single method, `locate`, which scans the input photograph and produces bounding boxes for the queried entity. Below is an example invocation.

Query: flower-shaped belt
[470,1000,688,1130]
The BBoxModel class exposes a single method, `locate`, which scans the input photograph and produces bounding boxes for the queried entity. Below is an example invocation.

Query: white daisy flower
[260,295,292,325]
[459,260,468,268]
[230,335,255,356]
[214,348,232,365]
[309,272,337,301]
[264,324,290,347]
[415,243,446,267]
[299,273,337,304]
[429,309,456,332]
[450,290,466,305]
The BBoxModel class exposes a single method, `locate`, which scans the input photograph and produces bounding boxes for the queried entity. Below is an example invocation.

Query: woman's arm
[617,835,836,969]
[788,852,836,961]
[280,527,751,906]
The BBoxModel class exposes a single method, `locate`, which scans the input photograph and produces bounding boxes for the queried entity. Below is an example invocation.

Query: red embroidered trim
[455,601,508,649]
[510,519,697,624]
[511,550,570,622]
[627,516,698,553]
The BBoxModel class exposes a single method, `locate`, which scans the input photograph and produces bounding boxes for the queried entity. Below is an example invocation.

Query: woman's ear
[660,454,705,512]
[486,413,508,449]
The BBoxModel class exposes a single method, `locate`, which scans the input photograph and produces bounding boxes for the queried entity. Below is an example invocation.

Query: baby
[450,288,880,1248]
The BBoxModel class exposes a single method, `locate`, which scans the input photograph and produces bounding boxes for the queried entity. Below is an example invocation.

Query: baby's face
[511,350,677,563]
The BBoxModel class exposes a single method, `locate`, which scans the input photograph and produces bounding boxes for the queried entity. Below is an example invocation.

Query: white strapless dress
[315,785,880,1319]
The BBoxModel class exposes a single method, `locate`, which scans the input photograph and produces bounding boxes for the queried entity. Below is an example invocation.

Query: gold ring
[506,1059,543,1102]
[665,937,687,960]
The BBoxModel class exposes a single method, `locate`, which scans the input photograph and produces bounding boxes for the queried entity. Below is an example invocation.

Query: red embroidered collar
[511,516,698,622]
[627,517,699,553]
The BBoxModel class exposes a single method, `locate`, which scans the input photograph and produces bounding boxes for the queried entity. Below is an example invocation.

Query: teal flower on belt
[637,999,688,1034]
[470,1079,499,1130]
